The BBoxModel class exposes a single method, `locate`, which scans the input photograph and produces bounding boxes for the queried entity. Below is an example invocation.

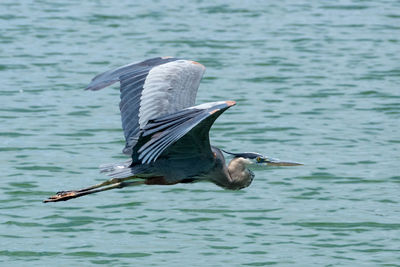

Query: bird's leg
[43,178,144,203]
[58,177,135,194]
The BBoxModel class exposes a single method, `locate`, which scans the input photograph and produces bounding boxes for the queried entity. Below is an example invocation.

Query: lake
[1,0,399,266]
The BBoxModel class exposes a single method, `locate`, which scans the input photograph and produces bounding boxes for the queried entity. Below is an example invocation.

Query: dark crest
[221,149,263,159]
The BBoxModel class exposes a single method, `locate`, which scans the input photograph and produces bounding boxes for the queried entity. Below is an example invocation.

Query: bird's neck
[225,157,253,190]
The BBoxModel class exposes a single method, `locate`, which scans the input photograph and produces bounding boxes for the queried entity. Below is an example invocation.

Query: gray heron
[44,57,301,203]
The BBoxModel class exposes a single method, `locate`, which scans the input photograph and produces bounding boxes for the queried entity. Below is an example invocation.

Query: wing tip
[84,79,119,91]
[191,60,206,69]
[226,100,236,107]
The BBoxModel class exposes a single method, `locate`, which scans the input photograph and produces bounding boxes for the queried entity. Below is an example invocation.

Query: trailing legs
[43,177,144,203]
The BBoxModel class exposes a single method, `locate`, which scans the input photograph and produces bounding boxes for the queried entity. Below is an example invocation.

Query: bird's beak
[264,157,303,166]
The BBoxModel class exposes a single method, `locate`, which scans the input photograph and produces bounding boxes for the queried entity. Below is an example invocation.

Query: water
[1,0,400,266]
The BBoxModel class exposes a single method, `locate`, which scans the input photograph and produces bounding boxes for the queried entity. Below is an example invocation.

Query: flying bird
[44,57,301,202]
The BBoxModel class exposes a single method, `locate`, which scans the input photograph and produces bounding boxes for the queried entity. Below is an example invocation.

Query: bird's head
[222,150,303,170]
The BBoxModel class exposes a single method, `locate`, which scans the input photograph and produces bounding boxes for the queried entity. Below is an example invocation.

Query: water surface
[1,0,400,266]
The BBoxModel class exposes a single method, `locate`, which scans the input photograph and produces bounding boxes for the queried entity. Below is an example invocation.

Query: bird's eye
[256,156,261,162]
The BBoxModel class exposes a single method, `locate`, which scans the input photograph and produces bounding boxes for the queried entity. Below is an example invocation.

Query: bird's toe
[43,191,78,203]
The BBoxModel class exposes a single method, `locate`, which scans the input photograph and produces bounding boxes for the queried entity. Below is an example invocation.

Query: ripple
[289,222,400,230]
[1,0,400,265]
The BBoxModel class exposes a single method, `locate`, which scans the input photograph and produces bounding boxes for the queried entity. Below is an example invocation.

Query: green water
[1,0,400,266]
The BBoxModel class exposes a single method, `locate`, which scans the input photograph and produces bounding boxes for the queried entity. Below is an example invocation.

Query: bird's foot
[43,180,145,203]
[43,190,79,203]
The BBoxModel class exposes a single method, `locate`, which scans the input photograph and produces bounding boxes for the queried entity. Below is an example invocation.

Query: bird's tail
[99,160,150,179]
[99,160,133,173]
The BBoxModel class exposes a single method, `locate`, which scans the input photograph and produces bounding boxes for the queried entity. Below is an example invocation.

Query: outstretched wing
[85,57,206,154]
[133,101,236,164]
[104,101,236,179]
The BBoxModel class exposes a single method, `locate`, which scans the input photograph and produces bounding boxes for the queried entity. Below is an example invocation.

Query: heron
[44,57,301,203]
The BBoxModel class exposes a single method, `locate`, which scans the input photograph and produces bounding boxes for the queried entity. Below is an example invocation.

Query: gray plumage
[44,57,302,203]
[86,57,205,155]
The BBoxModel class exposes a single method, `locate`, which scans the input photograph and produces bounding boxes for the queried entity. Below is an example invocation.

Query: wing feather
[85,57,206,155]
[133,101,235,164]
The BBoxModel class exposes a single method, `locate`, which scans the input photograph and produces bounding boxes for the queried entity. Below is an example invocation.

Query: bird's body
[44,57,301,203]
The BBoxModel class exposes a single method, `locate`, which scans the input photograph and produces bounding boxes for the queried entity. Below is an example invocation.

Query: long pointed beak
[264,157,303,166]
